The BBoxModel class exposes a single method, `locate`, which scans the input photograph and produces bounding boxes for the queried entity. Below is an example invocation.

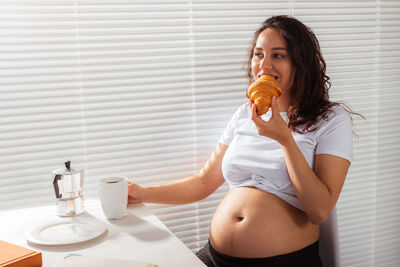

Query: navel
[236,216,245,222]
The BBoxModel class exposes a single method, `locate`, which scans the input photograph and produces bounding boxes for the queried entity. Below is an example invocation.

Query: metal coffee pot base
[56,197,85,217]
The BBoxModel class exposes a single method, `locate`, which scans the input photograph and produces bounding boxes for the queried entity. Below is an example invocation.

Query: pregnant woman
[128,15,355,267]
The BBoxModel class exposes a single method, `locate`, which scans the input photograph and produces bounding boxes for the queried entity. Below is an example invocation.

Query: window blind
[375,1,400,266]
[1,1,399,266]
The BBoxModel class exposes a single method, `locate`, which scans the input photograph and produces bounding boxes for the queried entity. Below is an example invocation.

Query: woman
[128,15,354,266]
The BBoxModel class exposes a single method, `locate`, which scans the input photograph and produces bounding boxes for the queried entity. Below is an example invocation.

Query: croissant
[247,75,282,115]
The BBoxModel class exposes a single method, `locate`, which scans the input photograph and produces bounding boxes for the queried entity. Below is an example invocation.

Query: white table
[0,200,206,267]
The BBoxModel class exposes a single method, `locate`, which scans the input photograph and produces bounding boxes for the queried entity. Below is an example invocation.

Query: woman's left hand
[250,96,292,145]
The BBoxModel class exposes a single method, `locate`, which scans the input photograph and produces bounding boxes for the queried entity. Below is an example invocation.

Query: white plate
[25,218,107,245]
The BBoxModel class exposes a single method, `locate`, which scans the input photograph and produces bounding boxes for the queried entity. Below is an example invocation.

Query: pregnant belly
[209,186,319,258]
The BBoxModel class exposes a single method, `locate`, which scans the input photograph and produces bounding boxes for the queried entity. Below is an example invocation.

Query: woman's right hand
[250,97,292,145]
[128,182,145,204]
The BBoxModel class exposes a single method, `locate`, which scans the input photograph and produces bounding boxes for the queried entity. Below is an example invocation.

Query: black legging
[196,240,323,267]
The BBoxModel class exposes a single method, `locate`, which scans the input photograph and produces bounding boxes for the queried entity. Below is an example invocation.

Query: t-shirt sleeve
[315,106,353,163]
[218,104,246,145]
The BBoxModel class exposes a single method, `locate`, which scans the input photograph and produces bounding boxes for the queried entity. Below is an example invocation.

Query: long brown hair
[247,15,346,133]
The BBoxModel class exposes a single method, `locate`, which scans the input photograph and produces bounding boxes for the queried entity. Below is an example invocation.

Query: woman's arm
[250,98,350,224]
[280,138,350,224]
[128,143,227,205]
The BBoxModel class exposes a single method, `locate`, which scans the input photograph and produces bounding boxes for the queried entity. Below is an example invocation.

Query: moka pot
[52,161,85,216]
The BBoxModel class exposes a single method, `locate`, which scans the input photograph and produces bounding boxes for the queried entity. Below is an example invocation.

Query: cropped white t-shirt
[219,102,353,211]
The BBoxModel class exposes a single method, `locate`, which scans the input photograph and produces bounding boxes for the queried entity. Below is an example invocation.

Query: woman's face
[251,27,295,94]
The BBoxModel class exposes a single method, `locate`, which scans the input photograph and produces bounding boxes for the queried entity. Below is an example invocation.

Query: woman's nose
[260,57,272,70]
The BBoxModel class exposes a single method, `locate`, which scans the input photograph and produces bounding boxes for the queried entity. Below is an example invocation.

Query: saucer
[25,218,107,245]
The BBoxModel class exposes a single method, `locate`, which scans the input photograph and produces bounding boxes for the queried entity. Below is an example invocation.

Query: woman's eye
[254,52,263,59]
[273,53,284,59]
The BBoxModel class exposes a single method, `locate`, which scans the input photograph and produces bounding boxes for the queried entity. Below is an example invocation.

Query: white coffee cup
[98,176,128,219]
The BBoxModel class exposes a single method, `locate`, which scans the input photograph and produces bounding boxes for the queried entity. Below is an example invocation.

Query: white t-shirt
[219,102,353,211]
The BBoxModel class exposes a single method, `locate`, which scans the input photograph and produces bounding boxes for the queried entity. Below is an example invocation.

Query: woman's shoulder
[312,104,352,136]
[313,104,354,162]
[328,104,351,117]
[304,104,349,133]
[317,104,352,124]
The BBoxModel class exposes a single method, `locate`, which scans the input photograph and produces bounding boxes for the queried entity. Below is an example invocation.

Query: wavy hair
[246,15,340,133]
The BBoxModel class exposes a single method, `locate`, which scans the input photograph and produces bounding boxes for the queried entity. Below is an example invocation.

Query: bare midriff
[209,186,319,258]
